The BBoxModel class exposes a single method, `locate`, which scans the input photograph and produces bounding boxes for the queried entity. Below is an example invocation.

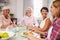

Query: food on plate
[23,32,29,36]
[0,32,9,39]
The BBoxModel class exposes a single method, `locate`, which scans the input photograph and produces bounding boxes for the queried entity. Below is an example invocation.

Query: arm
[17,17,25,27]
[0,16,8,29]
[33,17,39,26]
[29,36,44,40]
[27,18,51,34]
[27,24,45,35]
[0,16,3,27]
[27,33,44,40]
[36,18,51,32]
[55,20,60,40]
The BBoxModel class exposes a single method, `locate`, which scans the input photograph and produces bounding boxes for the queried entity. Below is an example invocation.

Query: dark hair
[55,0,60,1]
[41,7,49,12]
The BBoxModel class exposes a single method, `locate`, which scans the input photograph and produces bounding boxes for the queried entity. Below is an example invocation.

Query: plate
[20,31,29,38]
[32,32,40,38]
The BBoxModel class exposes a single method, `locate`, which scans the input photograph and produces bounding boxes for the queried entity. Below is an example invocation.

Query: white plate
[32,32,40,38]
[20,31,28,38]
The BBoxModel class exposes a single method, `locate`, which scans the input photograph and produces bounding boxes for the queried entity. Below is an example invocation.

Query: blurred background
[0,0,54,22]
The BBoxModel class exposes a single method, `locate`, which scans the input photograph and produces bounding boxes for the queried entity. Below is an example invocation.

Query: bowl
[0,31,15,40]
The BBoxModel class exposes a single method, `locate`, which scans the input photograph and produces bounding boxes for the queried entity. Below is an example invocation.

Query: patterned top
[50,18,60,40]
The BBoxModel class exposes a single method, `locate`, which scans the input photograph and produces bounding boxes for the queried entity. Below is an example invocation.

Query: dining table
[8,27,28,40]
[0,26,40,40]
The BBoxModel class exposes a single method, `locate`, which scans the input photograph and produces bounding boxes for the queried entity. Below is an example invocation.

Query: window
[33,0,42,19]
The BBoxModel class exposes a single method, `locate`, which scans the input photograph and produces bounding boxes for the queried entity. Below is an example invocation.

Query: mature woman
[27,7,51,38]
[27,0,60,40]
[0,6,12,29]
[18,7,38,26]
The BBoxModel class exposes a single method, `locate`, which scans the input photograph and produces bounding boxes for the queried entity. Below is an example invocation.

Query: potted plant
[10,13,14,18]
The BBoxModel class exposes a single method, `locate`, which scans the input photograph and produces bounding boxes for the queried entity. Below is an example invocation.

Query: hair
[40,7,49,12]
[25,7,32,15]
[55,0,59,1]
[53,0,60,18]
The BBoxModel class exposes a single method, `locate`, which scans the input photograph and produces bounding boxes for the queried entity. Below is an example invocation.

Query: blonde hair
[25,7,32,15]
[53,0,60,18]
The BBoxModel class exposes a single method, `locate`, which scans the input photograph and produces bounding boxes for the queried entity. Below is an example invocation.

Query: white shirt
[40,18,47,28]
[40,18,53,39]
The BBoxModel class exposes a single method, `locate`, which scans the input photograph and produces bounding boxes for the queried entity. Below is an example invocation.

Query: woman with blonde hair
[50,0,60,40]
[18,7,38,27]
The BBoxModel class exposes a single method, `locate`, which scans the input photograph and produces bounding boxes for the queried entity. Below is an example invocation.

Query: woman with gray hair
[0,6,12,29]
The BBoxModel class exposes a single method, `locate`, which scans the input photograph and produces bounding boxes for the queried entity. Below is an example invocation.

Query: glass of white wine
[13,20,16,25]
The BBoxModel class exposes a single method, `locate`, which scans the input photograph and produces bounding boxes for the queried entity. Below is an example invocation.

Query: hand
[27,32,34,40]
[1,25,8,29]
[32,27,45,35]
[17,24,22,27]
[26,24,33,30]
[27,32,45,40]
[26,24,37,32]
[10,22,17,27]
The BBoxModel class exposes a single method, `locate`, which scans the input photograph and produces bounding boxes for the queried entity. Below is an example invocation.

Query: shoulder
[22,16,27,20]
[55,19,60,26]
[45,18,51,25]
[0,15,4,18]
[46,18,51,22]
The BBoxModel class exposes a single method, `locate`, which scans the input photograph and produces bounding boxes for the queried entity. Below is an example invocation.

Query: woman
[18,7,38,26]
[0,6,12,29]
[27,0,60,40]
[50,0,60,40]
[27,7,51,38]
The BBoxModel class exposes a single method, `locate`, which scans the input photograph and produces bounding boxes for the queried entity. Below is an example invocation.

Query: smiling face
[3,9,10,16]
[41,9,48,19]
[26,8,32,17]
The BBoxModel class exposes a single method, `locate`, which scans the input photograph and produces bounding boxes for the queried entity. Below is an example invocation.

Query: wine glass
[13,20,16,25]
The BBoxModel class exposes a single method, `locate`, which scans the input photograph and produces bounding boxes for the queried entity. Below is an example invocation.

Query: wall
[16,0,23,21]
[23,0,33,15]
[5,0,54,21]
[41,0,55,21]
[42,0,55,21]
[8,0,17,16]
[43,0,48,7]
[7,0,23,21]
